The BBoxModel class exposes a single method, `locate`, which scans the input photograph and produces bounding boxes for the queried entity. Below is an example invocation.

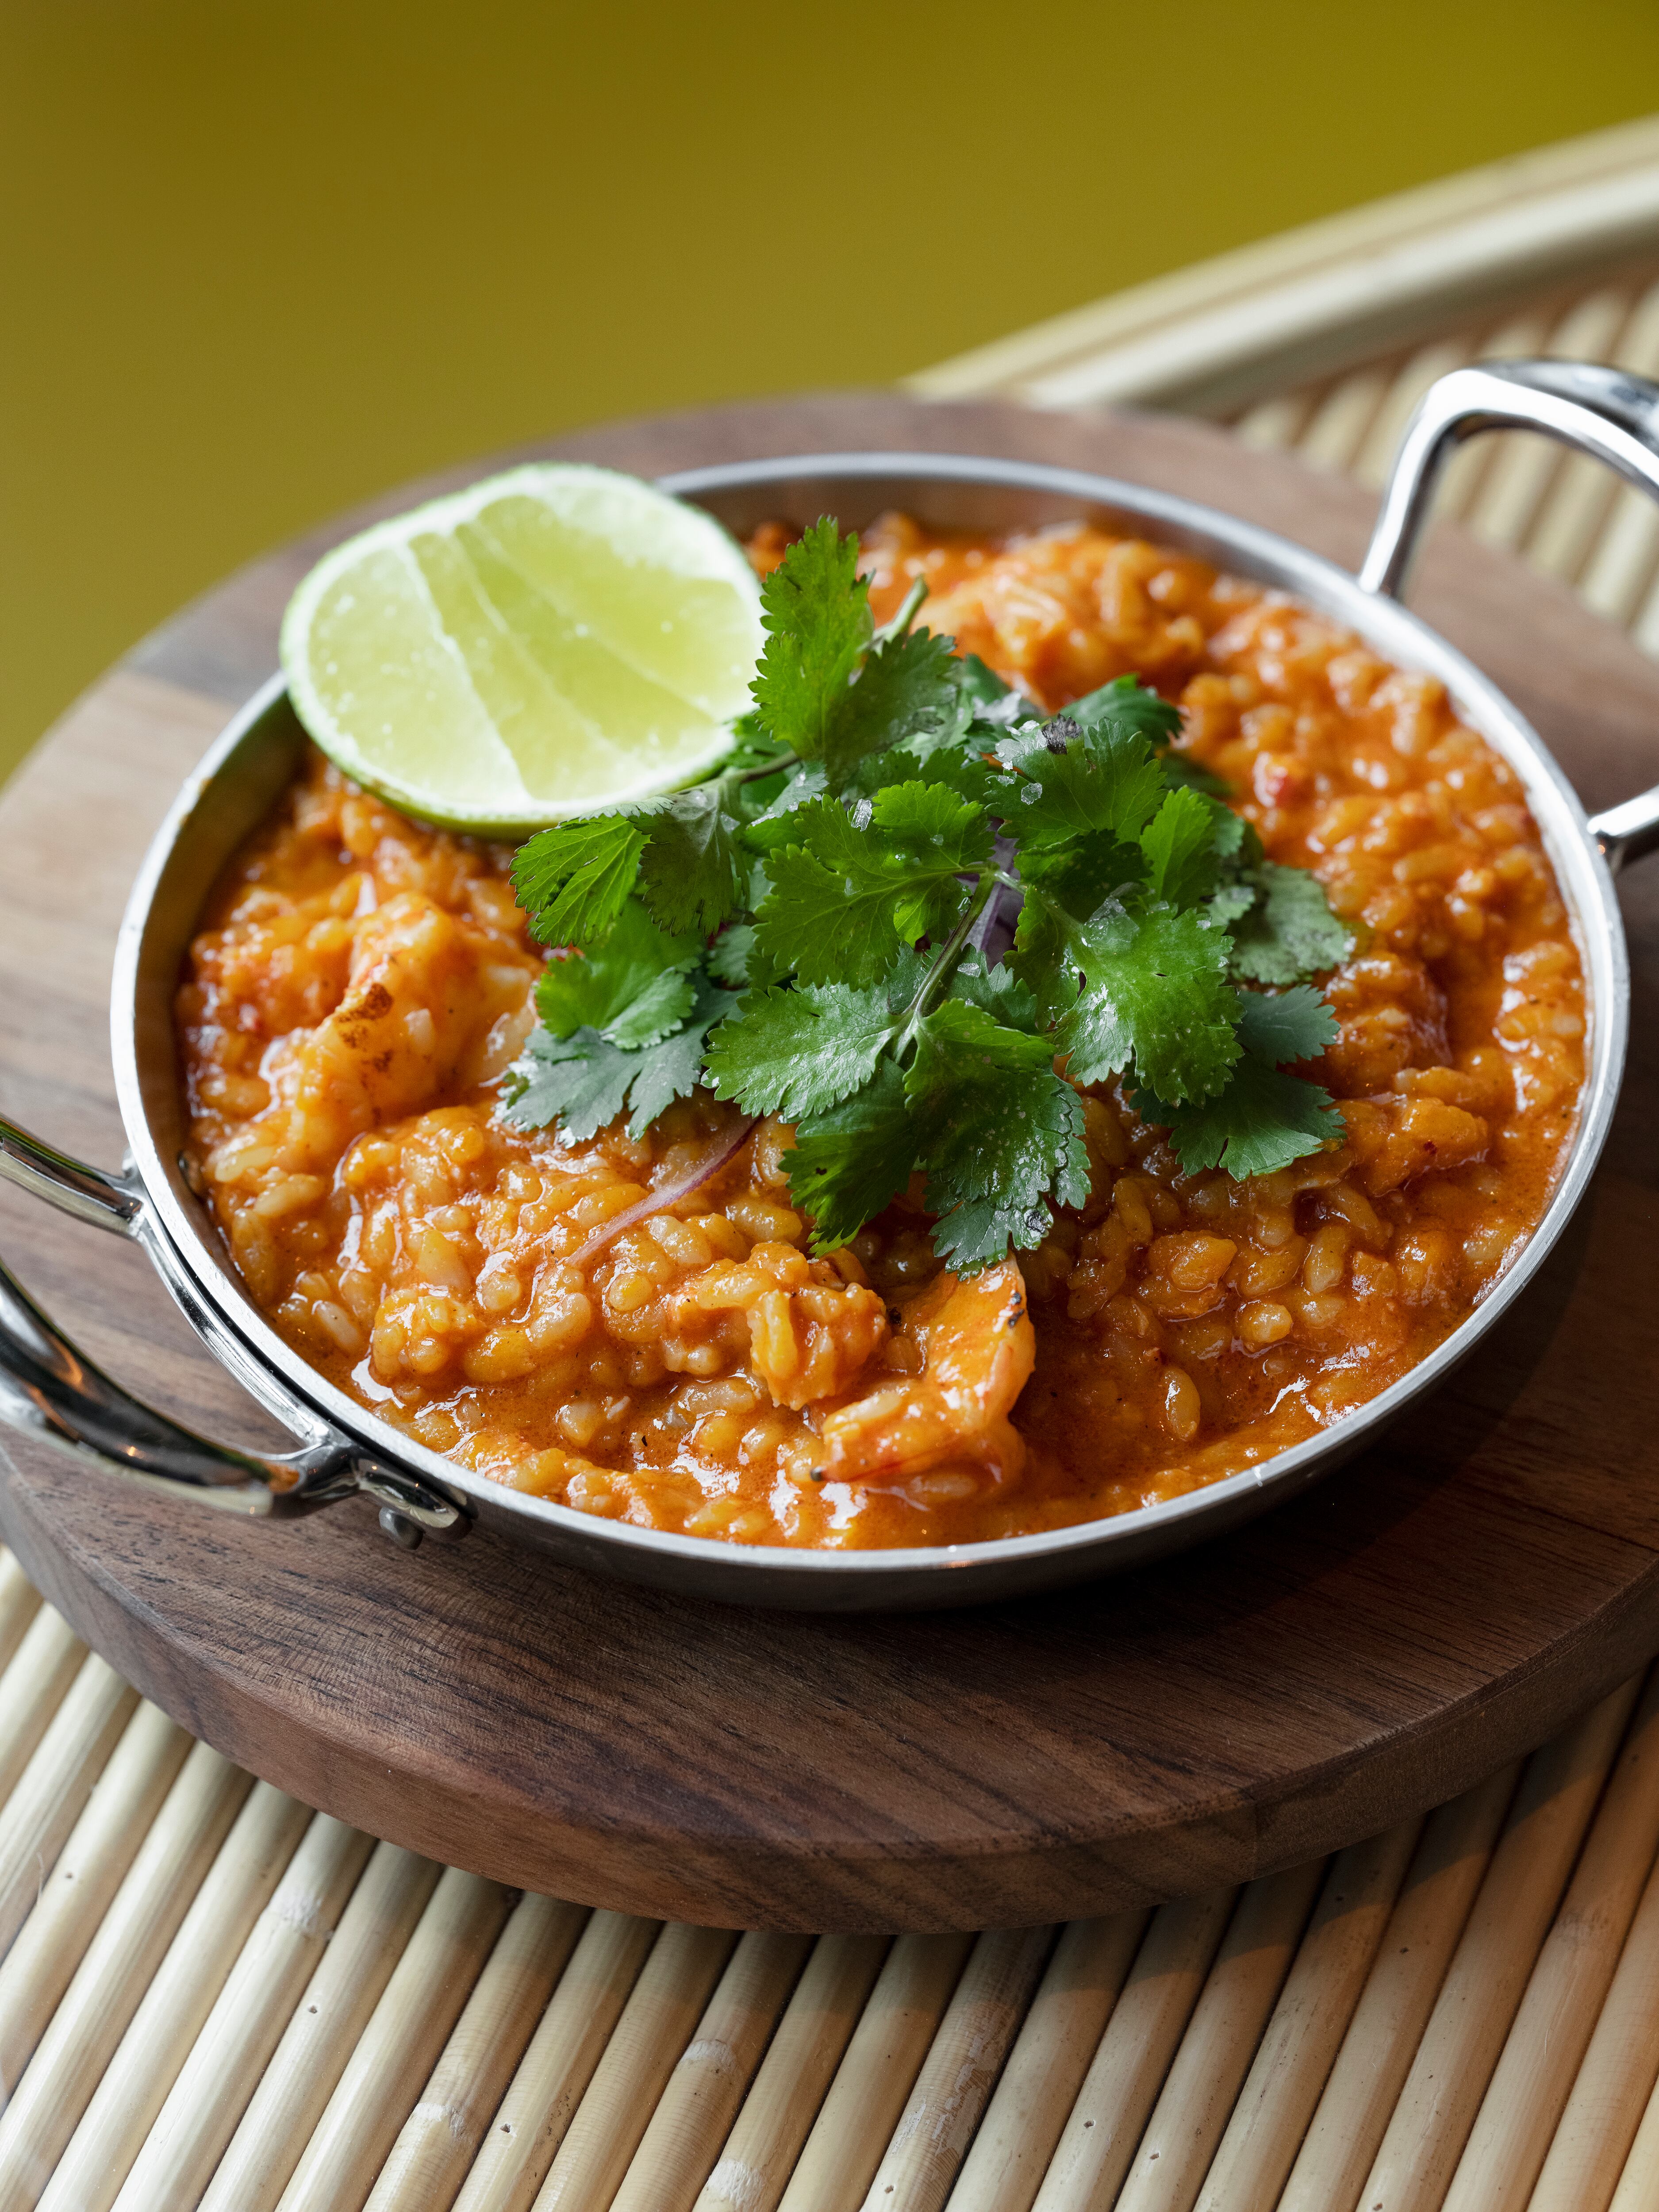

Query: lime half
[280,463,765,835]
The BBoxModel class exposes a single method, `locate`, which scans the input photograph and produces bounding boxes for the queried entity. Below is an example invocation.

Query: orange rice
[176,517,1585,1548]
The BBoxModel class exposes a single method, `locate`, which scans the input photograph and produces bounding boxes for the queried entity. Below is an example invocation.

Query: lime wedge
[280,463,765,835]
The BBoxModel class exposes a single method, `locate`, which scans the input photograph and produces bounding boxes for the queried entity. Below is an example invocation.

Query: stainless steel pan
[5,359,1659,1611]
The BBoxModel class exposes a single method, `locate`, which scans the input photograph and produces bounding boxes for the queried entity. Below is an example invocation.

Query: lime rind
[280,462,765,837]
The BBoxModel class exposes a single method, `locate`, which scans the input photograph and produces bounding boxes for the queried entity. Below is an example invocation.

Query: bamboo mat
[1,1546,1659,2212]
[10,123,1659,2212]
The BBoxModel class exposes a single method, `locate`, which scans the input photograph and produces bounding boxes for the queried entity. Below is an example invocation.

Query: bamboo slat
[1441,1672,1659,2212]
[1234,389,1317,452]
[611,1930,812,2212]
[449,1909,661,2212]
[365,1892,587,2212]
[1351,339,1473,489]
[1575,276,1659,618]
[1031,1888,1238,2212]
[1523,281,1659,583]
[694,1934,888,2212]
[778,1932,974,2212]
[0,1655,136,1958]
[946,1912,1149,2212]
[0,1700,189,2097]
[33,1778,311,2212]
[857,1923,1054,2212]
[0,1740,251,2204]
[1425,310,1551,522]
[0,1552,42,1678]
[1352,1679,1643,2212]
[1193,1819,1422,2212]
[1528,1842,1659,2212]
[533,1920,737,2211]
[1114,1860,1327,2212]
[200,1843,443,2212]
[1297,364,1394,477]
[1465,290,1632,554]
[0,1609,80,1807]
[1275,1764,1523,2212]
[110,1813,375,2212]
[273,1868,512,2212]
[1612,2088,1659,2212]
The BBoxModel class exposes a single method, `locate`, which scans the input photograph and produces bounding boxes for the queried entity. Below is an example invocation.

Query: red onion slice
[567,1116,761,1271]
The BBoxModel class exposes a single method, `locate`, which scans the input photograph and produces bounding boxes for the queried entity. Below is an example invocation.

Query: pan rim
[108,450,1629,1602]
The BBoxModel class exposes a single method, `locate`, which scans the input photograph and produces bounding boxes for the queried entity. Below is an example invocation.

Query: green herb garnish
[504,519,1352,1269]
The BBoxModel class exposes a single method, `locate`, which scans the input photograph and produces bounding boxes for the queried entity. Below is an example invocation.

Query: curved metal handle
[1361,358,1659,875]
[0,1120,142,1235]
[0,1114,467,1544]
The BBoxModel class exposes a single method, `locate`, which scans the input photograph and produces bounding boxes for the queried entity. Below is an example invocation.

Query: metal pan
[4,359,1659,1610]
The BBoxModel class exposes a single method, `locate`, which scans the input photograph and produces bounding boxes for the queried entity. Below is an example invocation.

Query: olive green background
[5,3,1658,787]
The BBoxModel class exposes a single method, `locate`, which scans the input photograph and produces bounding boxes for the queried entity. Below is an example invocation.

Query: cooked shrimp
[815,1257,1035,1486]
[280,893,532,1168]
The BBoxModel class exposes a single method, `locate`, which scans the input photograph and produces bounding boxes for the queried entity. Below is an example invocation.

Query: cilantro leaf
[750,518,872,776]
[719,711,796,777]
[855,738,1001,812]
[905,999,1089,1270]
[1140,787,1224,905]
[841,623,964,764]
[754,787,988,987]
[501,1028,637,1143]
[1068,674,1183,746]
[512,816,646,949]
[741,790,830,858]
[1133,1056,1346,1180]
[1161,753,1233,798]
[1208,881,1259,930]
[1129,983,1345,1177]
[868,777,993,865]
[744,759,830,834]
[540,967,692,1052]
[1228,861,1354,985]
[948,953,1041,1032]
[995,729,1167,849]
[504,974,736,1142]
[706,923,758,987]
[635,785,750,935]
[703,983,897,1120]
[753,844,861,981]
[1016,828,1147,921]
[621,974,739,1136]
[1211,807,1259,864]
[604,970,696,1049]
[956,653,1014,708]
[1038,899,1240,1102]
[1235,982,1339,1066]
[786,1060,917,1253]
[709,922,788,993]
[534,899,702,1047]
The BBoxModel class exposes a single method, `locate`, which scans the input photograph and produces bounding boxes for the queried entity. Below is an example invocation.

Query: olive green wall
[5,2,1657,784]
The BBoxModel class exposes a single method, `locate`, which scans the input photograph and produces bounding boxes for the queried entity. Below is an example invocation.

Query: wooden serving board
[3,396,1659,1935]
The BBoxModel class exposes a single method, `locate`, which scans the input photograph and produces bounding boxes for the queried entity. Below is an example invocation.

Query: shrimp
[281,893,531,1169]
[814,1257,1034,1486]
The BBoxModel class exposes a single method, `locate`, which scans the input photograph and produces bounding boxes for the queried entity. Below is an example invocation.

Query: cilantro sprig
[503,518,1352,1268]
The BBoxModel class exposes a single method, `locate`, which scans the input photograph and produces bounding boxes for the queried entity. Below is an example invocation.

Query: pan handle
[1361,357,1659,875]
[0,1114,467,1545]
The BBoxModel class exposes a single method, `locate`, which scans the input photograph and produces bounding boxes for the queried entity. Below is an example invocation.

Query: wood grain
[3,394,1659,1932]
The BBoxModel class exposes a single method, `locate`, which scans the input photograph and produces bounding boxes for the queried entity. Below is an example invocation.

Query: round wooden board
[4,394,1659,1934]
